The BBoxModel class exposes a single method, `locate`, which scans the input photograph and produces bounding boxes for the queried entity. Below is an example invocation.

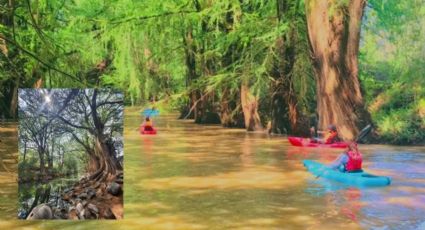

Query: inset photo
[17,89,123,220]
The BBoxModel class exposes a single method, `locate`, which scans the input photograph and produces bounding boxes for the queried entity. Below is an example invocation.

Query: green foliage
[359,1,425,144]
[2,0,424,144]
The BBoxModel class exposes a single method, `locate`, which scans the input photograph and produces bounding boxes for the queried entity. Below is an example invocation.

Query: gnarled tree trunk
[306,0,371,140]
[241,83,263,131]
[37,146,46,179]
[87,90,121,182]
[89,137,118,182]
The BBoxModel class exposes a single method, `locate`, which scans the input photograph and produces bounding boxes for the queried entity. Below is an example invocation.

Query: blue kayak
[303,160,391,187]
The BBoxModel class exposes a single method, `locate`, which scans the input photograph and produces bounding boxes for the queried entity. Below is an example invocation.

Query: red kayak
[288,136,347,148]
[140,125,157,135]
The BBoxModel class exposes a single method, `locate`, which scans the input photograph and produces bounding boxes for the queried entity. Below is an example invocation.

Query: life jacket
[145,120,153,127]
[324,130,338,144]
[345,150,362,172]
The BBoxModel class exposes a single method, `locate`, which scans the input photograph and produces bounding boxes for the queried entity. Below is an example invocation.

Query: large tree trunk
[9,81,18,119]
[89,137,117,182]
[241,83,263,131]
[23,141,27,162]
[87,90,120,182]
[305,0,371,140]
[48,139,54,172]
[37,147,46,179]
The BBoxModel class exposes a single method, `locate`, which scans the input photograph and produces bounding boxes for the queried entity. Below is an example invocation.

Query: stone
[68,209,78,220]
[87,190,96,200]
[26,204,53,220]
[84,203,99,219]
[96,188,103,197]
[84,208,97,219]
[93,182,101,189]
[115,178,123,184]
[78,193,88,200]
[103,208,116,219]
[76,202,84,214]
[52,207,66,219]
[79,209,85,220]
[76,203,85,220]
[87,203,99,214]
[106,182,122,196]
[62,195,69,201]
[17,209,27,219]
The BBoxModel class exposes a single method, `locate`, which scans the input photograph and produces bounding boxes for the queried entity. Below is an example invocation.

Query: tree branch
[96,100,123,107]
[57,115,92,132]
[0,35,82,83]
[110,10,197,25]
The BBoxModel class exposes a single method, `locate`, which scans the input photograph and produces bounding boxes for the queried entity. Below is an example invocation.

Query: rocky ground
[26,171,124,220]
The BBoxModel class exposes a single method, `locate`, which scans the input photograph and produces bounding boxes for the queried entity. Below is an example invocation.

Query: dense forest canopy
[18,89,123,181]
[1,0,424,143]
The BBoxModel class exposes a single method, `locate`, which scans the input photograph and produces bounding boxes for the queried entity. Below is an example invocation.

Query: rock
[103,208,116,219]
[84,208,97,219]
[96,188,103,197]
[93,182,101,189]
[76,202,86,220]
[115,178,123,184]
[68,208,78,220]
[78,192,88,200]
[87,189,96,199]
[79,209,85,220]
[17,209,27,219]
[63,193,71,201]
[52,207,65,219]
[26,204,53,219]
[60,207,68,219]
[76,202,84,214]
[84,204,99,219]
[107,182,122,196]
[87,203,99,214]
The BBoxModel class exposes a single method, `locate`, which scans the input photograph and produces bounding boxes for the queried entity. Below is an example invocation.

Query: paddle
[355,124,373,142]
[314,124,373,179]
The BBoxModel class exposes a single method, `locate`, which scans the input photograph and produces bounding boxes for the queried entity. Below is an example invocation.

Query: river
[0,108,424,229]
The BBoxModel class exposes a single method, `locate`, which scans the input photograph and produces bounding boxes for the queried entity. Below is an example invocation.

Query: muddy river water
[0,108,424,229]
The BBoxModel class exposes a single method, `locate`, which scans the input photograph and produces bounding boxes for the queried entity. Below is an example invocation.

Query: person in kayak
[329,142,363,172]
[143,117,154,131]
[311,124,339,144]
[309,113,319,138]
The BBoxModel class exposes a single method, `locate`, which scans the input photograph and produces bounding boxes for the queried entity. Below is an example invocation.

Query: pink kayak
[140,125,157,135]
[288,136,347,148]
